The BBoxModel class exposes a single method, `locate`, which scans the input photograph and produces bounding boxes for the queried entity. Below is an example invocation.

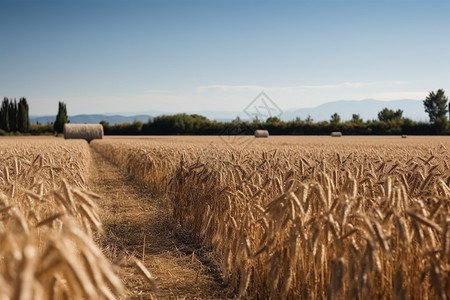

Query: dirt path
[89,147,228,299]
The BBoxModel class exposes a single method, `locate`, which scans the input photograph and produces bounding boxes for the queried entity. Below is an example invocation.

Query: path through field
[89,147,228,299]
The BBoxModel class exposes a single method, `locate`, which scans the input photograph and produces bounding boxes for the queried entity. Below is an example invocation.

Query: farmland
[0,137,123,299]
[1,135,450,299]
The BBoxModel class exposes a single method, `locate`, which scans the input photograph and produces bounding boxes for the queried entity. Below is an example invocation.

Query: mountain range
[30,99,429,125]
[281,99,428,122]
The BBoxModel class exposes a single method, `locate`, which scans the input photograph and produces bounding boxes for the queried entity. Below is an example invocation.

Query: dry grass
[0,137,123,299]
[92,135,450,299]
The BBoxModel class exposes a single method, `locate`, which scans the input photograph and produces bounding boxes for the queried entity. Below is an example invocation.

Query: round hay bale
[254,130,269,138]
[64,124,104,142]
[331,132,342,137]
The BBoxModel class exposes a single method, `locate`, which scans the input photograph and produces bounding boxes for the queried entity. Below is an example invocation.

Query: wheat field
[92,136,450,299]
[2,135,450,299]
[0,137,124,299]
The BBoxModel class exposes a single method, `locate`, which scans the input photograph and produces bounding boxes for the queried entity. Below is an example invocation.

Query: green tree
[330,113,341,125]
[378,108,403,122]
[232,116,241,124]
[8,99,18,132]
[251,117,262,127]
[266,116,281,123]
[17,98,30,133]
[351,114,363,124]
[54,101,69,133]
[423,89,448,124]
[0,98,9,131]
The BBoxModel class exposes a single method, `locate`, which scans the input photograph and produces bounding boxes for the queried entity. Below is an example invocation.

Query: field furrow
[89,146,228,299]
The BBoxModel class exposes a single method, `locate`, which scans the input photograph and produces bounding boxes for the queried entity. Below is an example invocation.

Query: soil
[89,147,229,299]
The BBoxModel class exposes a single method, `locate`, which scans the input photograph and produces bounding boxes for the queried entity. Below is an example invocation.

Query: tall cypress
[24,98,30,132]
[0,98,9,131]
[54,101,68,133]
[18,98,30,133]
[8,99,18,132]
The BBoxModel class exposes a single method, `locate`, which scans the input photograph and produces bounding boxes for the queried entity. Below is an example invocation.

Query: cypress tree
[25,98,30,132]
[54,101,68,133]
[18,98,30,133]
[8,99,18,132]
[0,98,9,131]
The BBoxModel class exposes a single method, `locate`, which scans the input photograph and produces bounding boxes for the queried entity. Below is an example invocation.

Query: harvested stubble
[0,138,123,299]
[92,136,450,299]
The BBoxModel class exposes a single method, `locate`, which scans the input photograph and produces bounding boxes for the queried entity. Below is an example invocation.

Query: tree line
[99,111,436,136]
[0,99,68,136]
[101,89,450,136]
[2,89,449,136]
[0,98,30,133]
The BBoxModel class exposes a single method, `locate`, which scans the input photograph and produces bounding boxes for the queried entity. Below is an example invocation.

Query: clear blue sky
[1,0,449,116]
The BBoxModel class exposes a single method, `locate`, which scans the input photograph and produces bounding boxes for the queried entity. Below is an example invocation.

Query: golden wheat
[92,136,450,299]
[0,138,124,299]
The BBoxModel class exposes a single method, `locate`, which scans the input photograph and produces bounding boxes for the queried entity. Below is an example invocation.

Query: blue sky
[1,0,449,116]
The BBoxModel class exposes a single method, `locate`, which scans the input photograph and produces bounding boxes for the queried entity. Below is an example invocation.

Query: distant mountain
[30,114,152,125]
[30,99,429,125]
[167,99,428,122]
[281,99,428,122]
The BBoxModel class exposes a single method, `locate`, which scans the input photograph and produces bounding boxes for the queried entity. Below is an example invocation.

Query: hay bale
[402,135,407,138]
[254,130,269,138]
[331,132,342,137]
[64,124,103,142]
